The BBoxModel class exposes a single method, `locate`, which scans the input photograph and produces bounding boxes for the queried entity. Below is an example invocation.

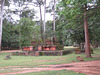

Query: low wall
[11,50,74,56]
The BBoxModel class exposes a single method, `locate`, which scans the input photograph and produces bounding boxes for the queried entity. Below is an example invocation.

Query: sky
[9,0,53,22]
[33,0,53,21]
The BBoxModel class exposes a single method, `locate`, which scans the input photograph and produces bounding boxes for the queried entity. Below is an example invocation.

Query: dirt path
[1,50,21,53]
[0,60,100,75]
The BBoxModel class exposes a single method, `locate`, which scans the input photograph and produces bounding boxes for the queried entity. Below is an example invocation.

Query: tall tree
[0,0,5,50]
[53,0,56,44]
[12,0,34,49]
[45,0,57,43]
[43,0,46,44]
[18,18,38,47]
[83,7,91,57]
[57,0,100,57]
[33,0,44,43]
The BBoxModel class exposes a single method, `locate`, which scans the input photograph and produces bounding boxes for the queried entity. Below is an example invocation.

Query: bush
[39,52,44,56]
[56,43,64,50]
[39,51,61,56]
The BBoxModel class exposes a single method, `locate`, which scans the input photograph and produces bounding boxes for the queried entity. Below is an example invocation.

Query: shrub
[56,43,64,50]
[39,51,61,56]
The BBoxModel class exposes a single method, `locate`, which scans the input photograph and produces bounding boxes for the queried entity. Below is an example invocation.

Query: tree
[0,0,5,50]
[57,0,100,57]
[46,0,57,43]
[20,9,35,20]
[2,20,19,49]
[12,0,33,19]
[32,0,44,43]
[12,0,35,49]
[18,18,39,47]
[45,20,53,40]
[55,19,66,45]
[43,0,46,44]
[53,0,56,44]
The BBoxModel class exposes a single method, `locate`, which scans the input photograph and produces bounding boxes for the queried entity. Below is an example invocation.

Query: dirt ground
[1,50,21,53]
[0,50,100,75]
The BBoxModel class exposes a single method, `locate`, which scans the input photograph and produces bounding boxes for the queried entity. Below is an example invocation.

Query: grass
[0,52,83,67]
[15,69,86,75]
[0,51,99,67]
[0,53,75,66]
[0,47,100,74]
[64,46,78,50]
[92,48,100,55]
[0,70,20,73]
[0,47,100,67]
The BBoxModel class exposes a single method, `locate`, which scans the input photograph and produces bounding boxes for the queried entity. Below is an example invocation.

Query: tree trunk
[19,1,22,50]
[53,0,56,44]
[43,0,46,45]
[39,5,44,44]
[0,0,5,51]
[84,11,91,58]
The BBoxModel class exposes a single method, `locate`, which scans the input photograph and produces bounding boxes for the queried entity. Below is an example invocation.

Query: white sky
[9,0,53,22]
[34,0,53,21]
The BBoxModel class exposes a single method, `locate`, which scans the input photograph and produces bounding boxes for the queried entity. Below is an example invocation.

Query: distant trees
[2,20,19,49]
[45,20,53,40]
[2,17,40,49]
[1,0,39,49]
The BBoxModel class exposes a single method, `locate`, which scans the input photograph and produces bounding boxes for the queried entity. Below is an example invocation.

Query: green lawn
[15,69,86,75]
[0,48,99,67]
[0,47,100,75]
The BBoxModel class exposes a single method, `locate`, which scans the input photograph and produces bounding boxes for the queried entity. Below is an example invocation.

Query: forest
[0,0,100,52]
